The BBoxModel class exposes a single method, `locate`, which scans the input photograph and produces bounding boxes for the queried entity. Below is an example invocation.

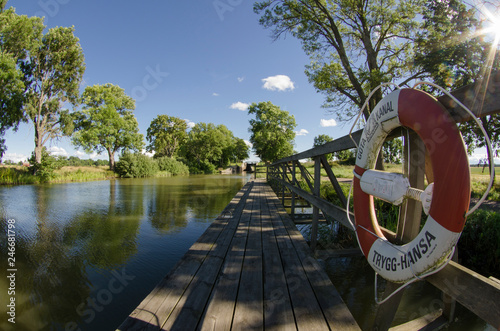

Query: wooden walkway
[117,179,360,331]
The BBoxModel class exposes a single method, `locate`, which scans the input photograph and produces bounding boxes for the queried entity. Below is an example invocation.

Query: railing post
[291,161,296,222]
[310,157,321,252]
[281,163,286,207]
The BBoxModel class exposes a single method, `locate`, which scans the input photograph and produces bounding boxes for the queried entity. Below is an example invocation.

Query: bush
[186,159,216,174]
[156,157,189,176]
[115,153,159,178]
[458,210,500,278]
[28,148,63,183]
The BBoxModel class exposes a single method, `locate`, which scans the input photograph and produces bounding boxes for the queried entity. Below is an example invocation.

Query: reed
[0,166,37,185]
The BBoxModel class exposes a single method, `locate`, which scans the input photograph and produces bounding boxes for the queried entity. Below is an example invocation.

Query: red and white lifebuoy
[353,88,470,283]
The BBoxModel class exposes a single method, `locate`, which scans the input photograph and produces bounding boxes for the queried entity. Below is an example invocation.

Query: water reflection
[0,175,247,330]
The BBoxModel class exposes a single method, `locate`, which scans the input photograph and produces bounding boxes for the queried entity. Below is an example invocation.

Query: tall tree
[248,101,296,162]
[231,138,250,163]
[72,84,144,170]
[254,0,425,122]
[0,8,43,159]
[182,122,233,167]
[0,8,85,164]
[146,115,187,158]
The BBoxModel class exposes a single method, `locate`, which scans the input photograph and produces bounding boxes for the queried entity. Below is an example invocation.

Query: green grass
[0,165,117,185]
[52,166,117,183]
[0,166,37,185]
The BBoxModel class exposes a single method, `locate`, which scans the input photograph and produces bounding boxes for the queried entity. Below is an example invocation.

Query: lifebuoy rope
[343,81,494,303]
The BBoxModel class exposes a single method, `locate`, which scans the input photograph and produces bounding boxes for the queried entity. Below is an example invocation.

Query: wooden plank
[161,184,255,331]
[117,183,252,331]
[265,185,360,331]
[260,183,296,331]
[426,261,500,329]
[437,71,500,123]
[197,186,254,330]
[389,310,446,331]
[265,187,330,330]
[232,185,264,330]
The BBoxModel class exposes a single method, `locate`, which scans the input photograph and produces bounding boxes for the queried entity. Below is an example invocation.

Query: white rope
[412,81,495,216]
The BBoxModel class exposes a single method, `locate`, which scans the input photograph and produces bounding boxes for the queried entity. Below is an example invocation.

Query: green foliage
[248,101,296,162]
[185,159,217,174]
[27,147,63,182]
[313,134,333,161]
[0,166,36,185]
[0,51,24,158]
[72,84,144,170]
[459,210,500,278]
[335,149,356,165]
[7,11,85,164]
[254,0,425,121]
[114,152,159,178]
[146,115,188,158]
[180,122,248,169]
[222,137,250,165]
[383,138,403,164]
[156,156,189,176]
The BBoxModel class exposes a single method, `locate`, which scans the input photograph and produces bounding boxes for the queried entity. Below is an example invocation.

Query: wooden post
[373,132,426,330]
[320,155,348,208]
[281,163,286,207]
[291,161,296,222]
[310,157,321,252]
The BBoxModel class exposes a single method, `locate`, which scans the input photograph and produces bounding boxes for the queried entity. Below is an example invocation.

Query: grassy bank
[0,165,117,185]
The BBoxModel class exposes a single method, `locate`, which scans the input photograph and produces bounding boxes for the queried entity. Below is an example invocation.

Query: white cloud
[320,119,338,127]
[230,101,250,111]
[89,152,100,160]
[2,153,28,163]
[295,129,309,136]
[74,151,87,158]
[212,92,219,97]
[142,149,155,158]
[262,75,295,92]
[237,76,245,83]
[48,146,68,157]
[184,119,196,129]
[244,140,253,148]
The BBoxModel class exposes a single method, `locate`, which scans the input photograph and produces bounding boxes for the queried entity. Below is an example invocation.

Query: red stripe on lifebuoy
[398,89,470,232]
[353,165,379,257]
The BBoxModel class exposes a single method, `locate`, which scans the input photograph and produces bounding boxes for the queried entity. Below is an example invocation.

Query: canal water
[0,175,249,331]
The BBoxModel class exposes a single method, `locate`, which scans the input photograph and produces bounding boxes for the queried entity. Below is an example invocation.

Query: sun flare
[481,6,500,44]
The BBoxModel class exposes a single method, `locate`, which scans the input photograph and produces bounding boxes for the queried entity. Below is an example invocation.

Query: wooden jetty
[118,179,360,331]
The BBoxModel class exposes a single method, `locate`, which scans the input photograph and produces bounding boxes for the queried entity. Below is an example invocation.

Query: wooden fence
[258,75,500,330]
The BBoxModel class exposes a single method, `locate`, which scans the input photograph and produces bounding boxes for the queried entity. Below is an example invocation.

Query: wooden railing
[263,75,500,330]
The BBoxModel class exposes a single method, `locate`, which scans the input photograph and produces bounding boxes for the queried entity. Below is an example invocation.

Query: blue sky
[3,0,345,163]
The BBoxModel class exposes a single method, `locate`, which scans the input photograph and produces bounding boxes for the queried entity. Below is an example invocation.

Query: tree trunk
[108,148,115,170]
[34,128,43,164]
